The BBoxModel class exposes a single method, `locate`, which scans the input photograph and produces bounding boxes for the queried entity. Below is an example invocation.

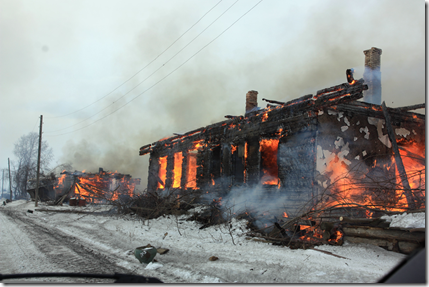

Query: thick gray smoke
[216,184,301,229]
[58,0,424,190]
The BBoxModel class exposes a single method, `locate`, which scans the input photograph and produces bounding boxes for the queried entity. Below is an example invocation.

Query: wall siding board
[278,131,316,196]
[147,154,160,192]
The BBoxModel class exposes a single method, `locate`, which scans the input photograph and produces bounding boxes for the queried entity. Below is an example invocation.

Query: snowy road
[0,200,409,283]
[0,208,133,283]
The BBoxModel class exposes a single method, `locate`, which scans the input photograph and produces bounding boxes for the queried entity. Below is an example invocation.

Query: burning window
[231,143,247,184]
[260,138,279,185]
[185,140,204,189]
[232,144,245,184]
[172,152,183,188]
[158,156,167,189]
[209,146,221,185]
[186,150,198,189]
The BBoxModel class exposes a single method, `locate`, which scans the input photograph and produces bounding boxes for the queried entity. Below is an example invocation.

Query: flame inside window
[186,151,198,188]
[173,152,183,188]
[260,138,279,185]
[158,156,167,189]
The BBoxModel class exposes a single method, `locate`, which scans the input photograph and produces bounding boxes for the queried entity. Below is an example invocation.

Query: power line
[30,120,38,133]
[45,0,223,120]
[46,0,263,137]
[45,0,238,134]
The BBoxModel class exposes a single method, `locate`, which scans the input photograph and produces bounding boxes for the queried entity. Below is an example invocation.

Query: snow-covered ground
[0,199,423,283]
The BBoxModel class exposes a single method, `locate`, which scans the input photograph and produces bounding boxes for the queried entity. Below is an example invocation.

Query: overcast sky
[0,0,425,188]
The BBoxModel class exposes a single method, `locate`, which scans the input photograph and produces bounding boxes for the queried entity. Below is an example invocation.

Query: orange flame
[319,140,425,215]
[186,154,197,188]
[328,230,343,244]
[54,173,67,190]
[213,197,222,205]
[260,138,279,185]
[172,152,183,188]
[186,141,203,189]
[243,142,248,183]
[158,156,167,189]
[69,170,137,203]
[262,112,269,122]
[395,141,426,208]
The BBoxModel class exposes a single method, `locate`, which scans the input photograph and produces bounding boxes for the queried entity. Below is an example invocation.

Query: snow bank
[1,199,114,213]
[381,212,425,228]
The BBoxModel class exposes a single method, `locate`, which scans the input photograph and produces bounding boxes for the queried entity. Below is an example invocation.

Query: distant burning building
[29,168,140,203]
[139,48,425,218]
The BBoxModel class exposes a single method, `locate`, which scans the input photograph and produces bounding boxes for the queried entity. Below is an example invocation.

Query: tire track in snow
[1,209,129,283]
[49,214,205,283]
[2,209,189,283]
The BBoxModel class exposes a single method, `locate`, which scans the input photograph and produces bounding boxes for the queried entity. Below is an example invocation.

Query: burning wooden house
[30,168,140,204]
[139,47,425,220]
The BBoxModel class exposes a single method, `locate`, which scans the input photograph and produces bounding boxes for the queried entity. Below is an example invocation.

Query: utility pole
[35,115,43,207]
[1,169,4,199]
[8,158,12,201]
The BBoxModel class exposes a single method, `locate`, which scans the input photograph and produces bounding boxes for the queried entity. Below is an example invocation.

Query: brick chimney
[363,47,382,105]
[246,90,258,114]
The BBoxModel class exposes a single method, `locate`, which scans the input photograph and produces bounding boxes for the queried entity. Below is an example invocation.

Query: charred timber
[313,89,366,108]
[333,217,390,228]
[273,81,367,117]
[140,144,151,150]
[142,80,372,158]
[262,98,286,105]
[157,127,205,146]
[342,226,425,242]
[283,94,313,107]
[382,101,416,209]
[316,81,367,101]
[346,68,355,83]
[149,170,165,188]
[224,115,243,120]
[316,78,364,97]
[262,94,313,107]
[266,104,281,109]
[336,102,425,123]
[393,103,425,112]
[139,145,152,156]
[343,236,421,254]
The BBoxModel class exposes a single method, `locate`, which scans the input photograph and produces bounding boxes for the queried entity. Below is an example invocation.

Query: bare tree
[12,132,53,199]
